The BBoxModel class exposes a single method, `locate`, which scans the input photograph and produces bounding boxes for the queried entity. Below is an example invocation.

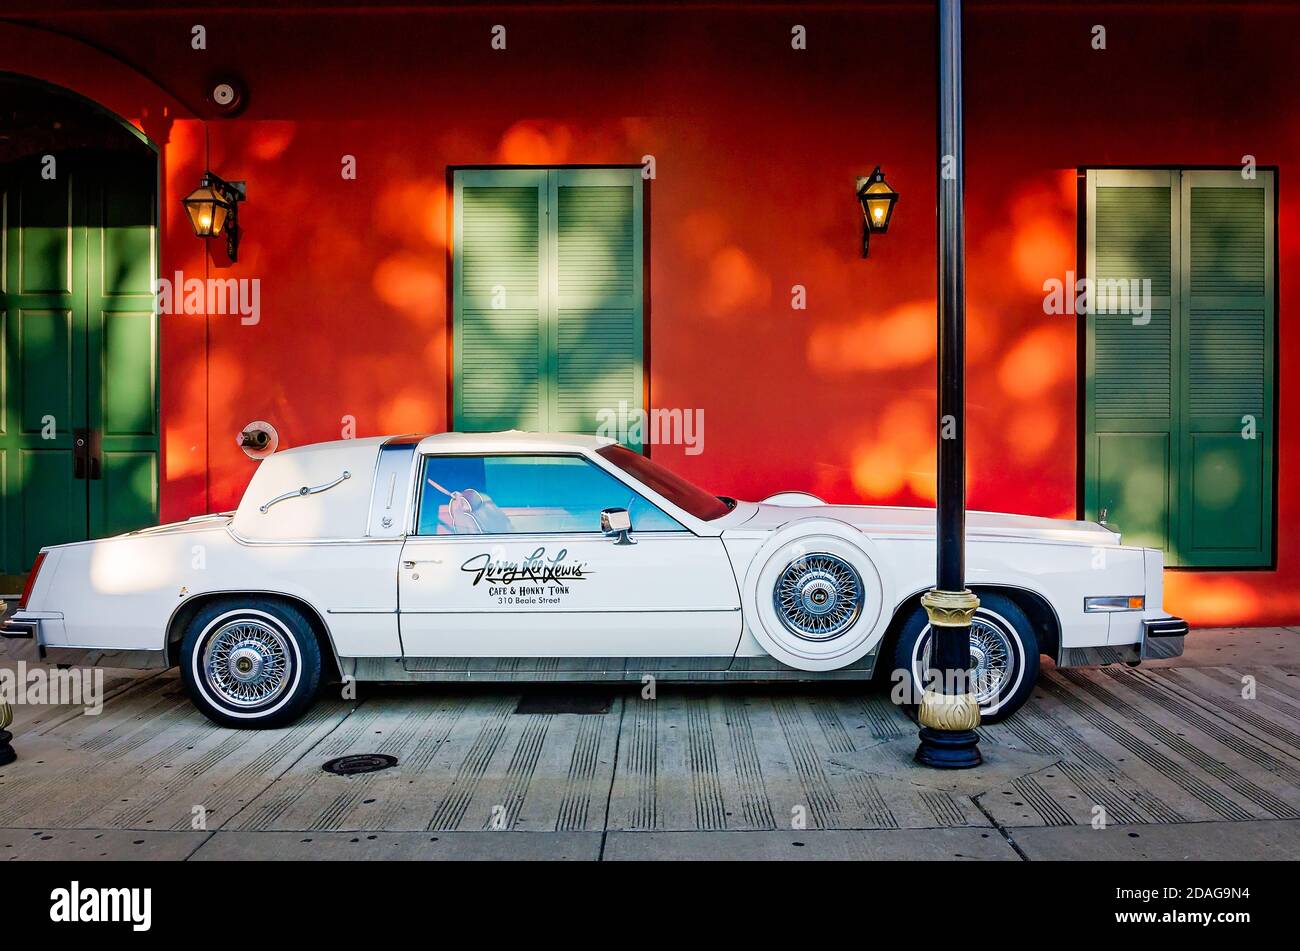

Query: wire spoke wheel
[918,616,1016,707]
[773,553,864,641]
[202,619,294,709]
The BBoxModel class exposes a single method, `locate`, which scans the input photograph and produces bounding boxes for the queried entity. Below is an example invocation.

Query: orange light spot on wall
[247,121,296,161]
[496,121,573,165]
[373,252,443,323]
[878,399,932,456]
[808,300,936,373]
[997,325,1073,398]
[679,209,728,258]
[905,449,937,501]
[163,425,204,479]
[379,389,440,433]
[375,179,446,248]
[965,301,997,365]
[1056,168,1079,207]
[702,245,771,319]
[850,444,906,499]
[1004,403,1060,464]
[1011,218,1072,293]
[206,352,246,411]
[1164,575,1261,627]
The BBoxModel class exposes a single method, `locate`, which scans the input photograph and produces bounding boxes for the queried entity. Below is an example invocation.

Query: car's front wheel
[891,592,1039,722]
[180,598,322,729]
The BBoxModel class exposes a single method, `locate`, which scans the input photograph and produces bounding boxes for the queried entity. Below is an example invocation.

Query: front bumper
[1141,614,1187,660]
[1058,613,1188,667]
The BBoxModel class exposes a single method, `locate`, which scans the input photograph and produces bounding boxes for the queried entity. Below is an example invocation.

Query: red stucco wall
[2,3,1296,625]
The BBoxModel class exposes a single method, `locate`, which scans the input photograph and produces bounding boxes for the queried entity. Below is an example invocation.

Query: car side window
[416,454,686,536]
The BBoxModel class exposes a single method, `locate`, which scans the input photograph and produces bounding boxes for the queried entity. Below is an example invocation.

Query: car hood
[727,503,1121,545]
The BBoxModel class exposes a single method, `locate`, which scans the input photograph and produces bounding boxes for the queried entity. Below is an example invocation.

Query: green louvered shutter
[453,169,547,432]
[1085,169,1275,567]
[453,168,644,447]
[548,169,644,451]
[1176,171,1274,566]
[1085,170,1179,556]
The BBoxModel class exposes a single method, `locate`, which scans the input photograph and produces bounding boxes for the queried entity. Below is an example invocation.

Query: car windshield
[596,445,734,521]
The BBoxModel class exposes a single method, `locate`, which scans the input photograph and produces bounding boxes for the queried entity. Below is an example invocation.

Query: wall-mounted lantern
[182,171,246,262]
[855,166,899,257]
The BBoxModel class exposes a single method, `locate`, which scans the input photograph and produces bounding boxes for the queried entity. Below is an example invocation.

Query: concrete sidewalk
[2,626,1299,860]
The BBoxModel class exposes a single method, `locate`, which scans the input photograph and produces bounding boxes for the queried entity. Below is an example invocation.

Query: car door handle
[403,559,442,568]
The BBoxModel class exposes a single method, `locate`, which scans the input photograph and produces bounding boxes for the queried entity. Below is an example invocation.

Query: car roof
[414,430,617,454]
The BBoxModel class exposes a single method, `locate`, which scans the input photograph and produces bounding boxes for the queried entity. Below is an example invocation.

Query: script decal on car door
[460,547,591,605]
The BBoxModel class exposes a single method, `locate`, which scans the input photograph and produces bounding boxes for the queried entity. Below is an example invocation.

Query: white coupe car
[4,432,1187,728]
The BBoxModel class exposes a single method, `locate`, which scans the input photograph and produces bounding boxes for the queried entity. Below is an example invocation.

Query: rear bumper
[1,614,166,669]
[1,617,37,639]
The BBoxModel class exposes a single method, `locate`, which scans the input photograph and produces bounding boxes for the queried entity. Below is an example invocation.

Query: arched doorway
[0,75,159,580]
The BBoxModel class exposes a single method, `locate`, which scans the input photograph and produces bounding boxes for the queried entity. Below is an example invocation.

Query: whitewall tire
[180,598,323,729]
[891,591,1039,722]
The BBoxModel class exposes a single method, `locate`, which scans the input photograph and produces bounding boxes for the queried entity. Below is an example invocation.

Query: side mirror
[600,508,635,545]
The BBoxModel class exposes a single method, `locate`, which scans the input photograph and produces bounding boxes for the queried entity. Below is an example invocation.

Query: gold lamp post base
[915,588,982,768]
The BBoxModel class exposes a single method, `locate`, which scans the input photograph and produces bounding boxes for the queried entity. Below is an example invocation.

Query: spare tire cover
[741,518,894,671]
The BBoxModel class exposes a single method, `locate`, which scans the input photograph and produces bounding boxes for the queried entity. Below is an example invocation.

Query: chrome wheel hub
[918,617,1015,707]
[203,620,292,708]
[774,554,864,641]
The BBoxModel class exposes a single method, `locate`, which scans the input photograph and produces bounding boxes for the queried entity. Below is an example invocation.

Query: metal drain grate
[514,689,613,715]
[322,753,398,776]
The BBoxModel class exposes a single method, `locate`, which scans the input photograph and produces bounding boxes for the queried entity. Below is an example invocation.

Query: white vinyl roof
[414,430,616,454]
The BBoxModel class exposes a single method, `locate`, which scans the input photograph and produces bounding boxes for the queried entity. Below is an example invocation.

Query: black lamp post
[0,699,15,767]
[915,0,982,769]
[182,171,246,262]
[856,166,899,257]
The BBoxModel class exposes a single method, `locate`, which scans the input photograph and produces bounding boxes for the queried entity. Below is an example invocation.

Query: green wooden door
[453,167,644,450]
[0,150,158,574]
[1084,168,1274,567]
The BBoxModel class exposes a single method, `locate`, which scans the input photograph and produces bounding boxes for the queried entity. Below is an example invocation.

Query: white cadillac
[3,432,1187,728]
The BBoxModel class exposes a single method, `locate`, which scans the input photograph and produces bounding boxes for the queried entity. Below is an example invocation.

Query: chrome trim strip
[396,607,740,615]
[225,525,404,546]
[259,470,351,514]
[40,646,168,670]
[347,654,879,683]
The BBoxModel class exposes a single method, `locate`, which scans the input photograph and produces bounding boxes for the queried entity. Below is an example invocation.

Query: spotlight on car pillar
[855,166,899,257]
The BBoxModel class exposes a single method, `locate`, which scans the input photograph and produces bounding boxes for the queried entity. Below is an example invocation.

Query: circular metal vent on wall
[322,754,398,776]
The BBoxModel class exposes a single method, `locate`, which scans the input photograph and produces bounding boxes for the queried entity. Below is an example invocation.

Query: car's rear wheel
[180,598,322,729]
[891,592,1039,722]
